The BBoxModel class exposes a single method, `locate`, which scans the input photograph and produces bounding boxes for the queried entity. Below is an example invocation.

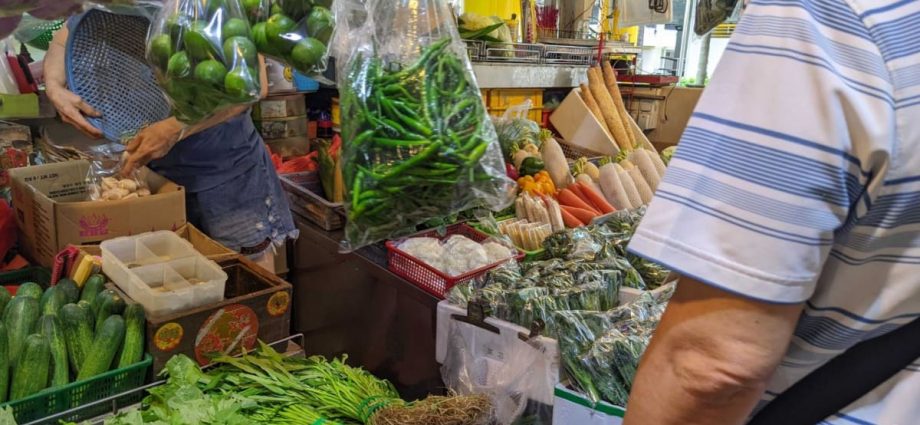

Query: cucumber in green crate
[78,315,125,381]
[40,286,68,316]
[56,278,81,304]
[10,334,50,400]
[4,296,39,366]
[61,303,94,375]
[0,286,10,316]
[16,282,42,300]
[80,274,106,304]
[40,314,70,387]
[94,289,126,334]
[117,304,146,369]
[0,321,8,403]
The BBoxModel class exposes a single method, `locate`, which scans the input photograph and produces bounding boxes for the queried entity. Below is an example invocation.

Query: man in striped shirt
[623,0,920,424]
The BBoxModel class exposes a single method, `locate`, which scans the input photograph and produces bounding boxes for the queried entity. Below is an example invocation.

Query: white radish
[575,173,602,194]
[617,170,643,208]
[629,168,654,204]
[541,136,575,188]
[646,148,668,176]
[598,163,632,210]
[628,149,662,191]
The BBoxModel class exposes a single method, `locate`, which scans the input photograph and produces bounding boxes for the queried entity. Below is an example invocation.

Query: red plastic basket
[386,223,525,299]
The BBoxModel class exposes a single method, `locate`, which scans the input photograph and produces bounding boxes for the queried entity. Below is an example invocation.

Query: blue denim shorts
[187,150,299,254]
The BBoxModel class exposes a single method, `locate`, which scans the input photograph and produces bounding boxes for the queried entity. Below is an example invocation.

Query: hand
[45,83,102,138]
[122,119,184,176]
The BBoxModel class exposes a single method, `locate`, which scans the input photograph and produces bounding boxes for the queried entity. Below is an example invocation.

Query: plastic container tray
[0,354,152,424]
[386,223,525,299]
[102,231,227,318]
[279,172,345,231]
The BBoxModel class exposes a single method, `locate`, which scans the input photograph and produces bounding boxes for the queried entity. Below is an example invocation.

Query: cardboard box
[553,384,626,425]
[143,255,292,374]
[10,160,186,267]
[550,87,656,156]
[76,224,236,263]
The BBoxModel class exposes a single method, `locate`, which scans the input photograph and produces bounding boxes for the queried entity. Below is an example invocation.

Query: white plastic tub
[102,231,227,317]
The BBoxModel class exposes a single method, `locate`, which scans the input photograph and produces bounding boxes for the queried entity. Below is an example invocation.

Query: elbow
[669,339,775,406]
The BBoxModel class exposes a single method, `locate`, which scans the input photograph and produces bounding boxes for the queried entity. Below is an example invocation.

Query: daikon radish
[541,134,575,188]
[587,67,629,150]
[617,169,643,208]
[579,84,611,138]
[647,147,668,176]
[583,161,601,181]
[598,163,632,210]
[629,167,654,204]
[628,149,662,191]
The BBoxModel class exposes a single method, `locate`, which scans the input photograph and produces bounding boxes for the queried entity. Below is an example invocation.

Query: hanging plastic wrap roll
[146,0,262,124]
[332,0,515,250]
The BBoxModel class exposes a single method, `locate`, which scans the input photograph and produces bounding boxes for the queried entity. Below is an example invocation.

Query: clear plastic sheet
[441,313,555,425]
[695,0,741,35]
[492,101,541,162]
[147,0,262,123]
[332,0,515,250]
[243,0,334,79]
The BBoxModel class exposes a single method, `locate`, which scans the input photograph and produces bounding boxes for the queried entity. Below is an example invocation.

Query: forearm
[44,28,69,92]
[623,279,803,425]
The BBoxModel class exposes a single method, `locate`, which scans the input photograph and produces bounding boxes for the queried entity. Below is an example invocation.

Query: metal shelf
[472,63,590,88]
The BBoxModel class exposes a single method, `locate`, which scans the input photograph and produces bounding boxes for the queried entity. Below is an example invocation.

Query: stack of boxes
[253,93,311,157]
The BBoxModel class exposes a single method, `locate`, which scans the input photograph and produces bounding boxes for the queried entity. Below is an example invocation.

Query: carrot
[560,208,585,228]
[557,188,599,214]
[576,181,615,214]
[567,183,598,211]
[561,205,598,224]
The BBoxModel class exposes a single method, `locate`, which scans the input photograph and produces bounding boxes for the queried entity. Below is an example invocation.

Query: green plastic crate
[1,354,152,424]
[0,267,51,289]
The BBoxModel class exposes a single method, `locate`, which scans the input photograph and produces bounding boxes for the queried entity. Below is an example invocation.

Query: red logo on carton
[79,214,110,237]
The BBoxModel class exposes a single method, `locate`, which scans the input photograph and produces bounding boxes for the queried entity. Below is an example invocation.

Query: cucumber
[16,282,43,300]
[0,321,8,402]
[80,275,106,304]
[4,296,39,366]
[61,303,94,374]
[117,304,146,368]
[56,278,80,304]
[0,286,10,316]
[40,315,69,387]
[10,334,50,400]
[78,315,125,380]
[94,290,125,334]
[40,286,67,316]
[77,300,95,330]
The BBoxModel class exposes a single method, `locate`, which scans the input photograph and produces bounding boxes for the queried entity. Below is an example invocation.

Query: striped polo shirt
[628,0,920,423]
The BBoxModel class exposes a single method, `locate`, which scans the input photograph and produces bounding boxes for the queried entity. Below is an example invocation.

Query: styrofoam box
[550,87,657,156]
[553,384,625,424]
[102,231,227,317]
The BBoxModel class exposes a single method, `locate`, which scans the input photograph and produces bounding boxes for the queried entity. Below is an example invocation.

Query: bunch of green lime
[246,0,333,75]
[149,0,262,121]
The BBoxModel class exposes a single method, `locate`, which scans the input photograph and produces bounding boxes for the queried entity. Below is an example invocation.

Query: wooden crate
[144,255,293,374]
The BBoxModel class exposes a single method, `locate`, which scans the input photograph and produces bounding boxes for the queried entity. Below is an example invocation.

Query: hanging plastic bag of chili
[147,0,262,124]
[236,0,333,79]
[331,0,515,250]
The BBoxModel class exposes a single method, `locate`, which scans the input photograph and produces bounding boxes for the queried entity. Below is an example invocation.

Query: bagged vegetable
[86,143,151,201]
[240,0,334,78]
[333,0,514,249]
[147,0,262,123]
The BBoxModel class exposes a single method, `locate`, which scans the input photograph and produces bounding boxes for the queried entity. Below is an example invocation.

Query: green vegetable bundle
[242,0,334,77]
[339,35,513,248]
[93,341,492,425]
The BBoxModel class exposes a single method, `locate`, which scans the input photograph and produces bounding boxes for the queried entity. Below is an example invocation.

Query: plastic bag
[240,0,334,79]
[147,0,262,124]
[333,0,515,250]
[441,315,554,425]
[85,143,150,201]
[695,0,740,35]
[618,0,673,28]
[492,100,542,162]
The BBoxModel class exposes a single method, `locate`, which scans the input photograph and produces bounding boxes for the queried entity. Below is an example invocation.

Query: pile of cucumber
[0,275,146,404]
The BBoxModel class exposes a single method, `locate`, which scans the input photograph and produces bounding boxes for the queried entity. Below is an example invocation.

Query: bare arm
[44,25,103,138]
[623,278,803,425]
